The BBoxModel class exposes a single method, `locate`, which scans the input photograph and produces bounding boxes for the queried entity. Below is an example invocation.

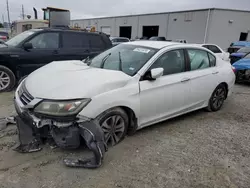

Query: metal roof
[71,8,250,21]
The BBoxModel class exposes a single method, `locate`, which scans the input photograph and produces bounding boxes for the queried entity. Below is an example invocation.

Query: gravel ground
[0,84,250,188]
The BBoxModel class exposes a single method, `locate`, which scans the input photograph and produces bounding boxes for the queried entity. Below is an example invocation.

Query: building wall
[70,9,250,49]
[137,14,169,38]
[207,10,250,50]
[114,16,138,38]
[167,10,208,43]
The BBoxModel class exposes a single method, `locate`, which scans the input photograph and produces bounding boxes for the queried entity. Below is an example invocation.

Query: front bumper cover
[14,89,91,149]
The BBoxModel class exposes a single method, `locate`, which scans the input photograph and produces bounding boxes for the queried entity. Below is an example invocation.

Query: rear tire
[0,65,16,92]
[96,107,129,147]
[206,84,227,112]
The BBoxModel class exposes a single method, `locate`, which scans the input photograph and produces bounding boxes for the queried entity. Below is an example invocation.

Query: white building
[71,8,250,49]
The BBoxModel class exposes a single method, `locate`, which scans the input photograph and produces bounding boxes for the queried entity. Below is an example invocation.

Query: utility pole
[6,0,11,27]
[22,4,25,19]
[2,14,4,24]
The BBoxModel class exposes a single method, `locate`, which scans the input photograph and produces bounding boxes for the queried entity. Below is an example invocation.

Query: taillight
[231,66,236,73]
[0,36,7,40]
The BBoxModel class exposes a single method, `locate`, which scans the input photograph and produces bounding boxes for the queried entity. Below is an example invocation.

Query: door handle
[212,71,219,74]
[181,78,190,82]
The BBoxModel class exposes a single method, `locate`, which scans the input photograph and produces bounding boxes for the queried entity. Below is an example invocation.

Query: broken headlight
[34,99,91,116]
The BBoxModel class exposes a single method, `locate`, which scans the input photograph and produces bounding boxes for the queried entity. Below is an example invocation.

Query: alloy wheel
[212,87,226,109]
[101,115,125,146]
[0,71,10,90]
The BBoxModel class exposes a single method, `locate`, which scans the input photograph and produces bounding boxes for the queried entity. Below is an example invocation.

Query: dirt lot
[0,84,250,188]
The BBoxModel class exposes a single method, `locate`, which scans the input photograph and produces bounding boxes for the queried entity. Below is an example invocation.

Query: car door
[17,32,60,77]
[88,33,107,57]
[60,32,91,61]
[139,49,192,128]
[185,49,219,108]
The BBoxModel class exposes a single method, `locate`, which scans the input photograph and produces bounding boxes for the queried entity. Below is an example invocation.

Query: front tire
[206,84,227,112]
[0,65,16,92]
[96,107,129,147]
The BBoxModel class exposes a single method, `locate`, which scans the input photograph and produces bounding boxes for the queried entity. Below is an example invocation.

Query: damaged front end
[235,69,250,82]
[14,81,107,168]
[14,81,92,150]
[233,56,250,83]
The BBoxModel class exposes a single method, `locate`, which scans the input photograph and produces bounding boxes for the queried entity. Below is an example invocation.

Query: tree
[0,23,3,28]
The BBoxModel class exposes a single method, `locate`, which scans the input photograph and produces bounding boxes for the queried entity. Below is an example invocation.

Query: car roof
[123,41,215,51]
[110,37,129,39]
[37,28,105,35]
[233,41,250,47]
[125,41,180,49]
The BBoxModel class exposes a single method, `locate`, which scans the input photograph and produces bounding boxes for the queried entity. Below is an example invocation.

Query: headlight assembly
[34,99,91,116]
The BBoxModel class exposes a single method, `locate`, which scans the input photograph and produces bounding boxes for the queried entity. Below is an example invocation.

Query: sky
[1,0,250,22]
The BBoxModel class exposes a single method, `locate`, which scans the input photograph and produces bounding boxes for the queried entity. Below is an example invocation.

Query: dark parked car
[230,47,250,64]
[0,28,112,92]
[227,41,250,54]
[149,36,166,41]
[110,37,130,46]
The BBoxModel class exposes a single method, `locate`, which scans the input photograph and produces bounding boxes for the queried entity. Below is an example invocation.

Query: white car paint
[200,44,230,62]
[18,41,235,130]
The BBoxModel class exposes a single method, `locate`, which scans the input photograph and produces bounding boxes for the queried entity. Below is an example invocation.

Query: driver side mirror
[23,43,33,50]
[144,68,164,81]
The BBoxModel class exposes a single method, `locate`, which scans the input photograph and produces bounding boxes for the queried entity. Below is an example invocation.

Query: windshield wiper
[100,53,111,68]
[118,52,123,71]
[83,56,91,65]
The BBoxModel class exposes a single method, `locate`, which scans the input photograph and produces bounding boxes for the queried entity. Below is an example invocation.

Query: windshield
[6,30,37,46]
[89,44,158,76]
[237,47,250,53]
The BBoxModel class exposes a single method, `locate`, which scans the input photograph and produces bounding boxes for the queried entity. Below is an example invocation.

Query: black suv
[0,28,112,92]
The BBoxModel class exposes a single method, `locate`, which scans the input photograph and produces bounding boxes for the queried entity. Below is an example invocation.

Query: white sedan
[201,44,230,61]
[15,41,235,146]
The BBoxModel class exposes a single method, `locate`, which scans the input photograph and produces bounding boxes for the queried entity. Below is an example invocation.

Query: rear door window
[88,34,105,50]
[62,32,90,49]
[187,49,210,71]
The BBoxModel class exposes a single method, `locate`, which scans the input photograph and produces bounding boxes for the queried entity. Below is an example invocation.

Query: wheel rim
[101,115,125,146]
[212,88,225,109]
[0,71,10,90]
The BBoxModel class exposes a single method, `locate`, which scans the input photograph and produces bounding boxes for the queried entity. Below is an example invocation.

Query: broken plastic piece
[63,158,101,169]
[5,116,16,125]
[13,141,42,153]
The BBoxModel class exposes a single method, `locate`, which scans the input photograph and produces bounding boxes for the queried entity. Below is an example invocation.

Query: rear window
[244,53,250,59]
[0,32,8,36]
[88,34,105,50]
[237,47,250,53]
[62,32,90,48]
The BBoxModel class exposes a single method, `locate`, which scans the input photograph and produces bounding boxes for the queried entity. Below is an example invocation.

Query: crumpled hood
[25,60,131,99]
[233,59,250,70]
